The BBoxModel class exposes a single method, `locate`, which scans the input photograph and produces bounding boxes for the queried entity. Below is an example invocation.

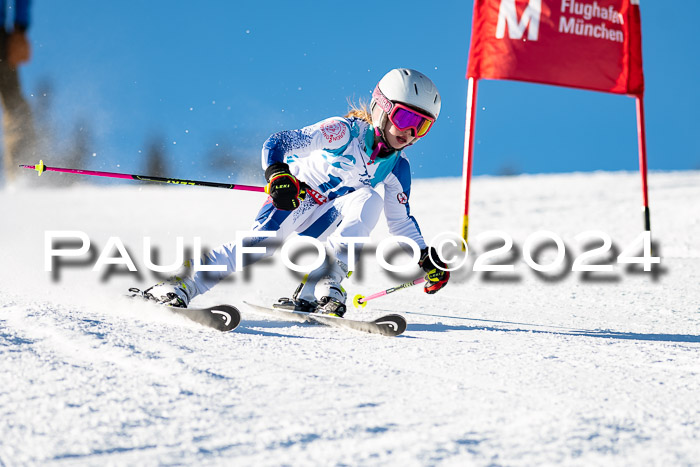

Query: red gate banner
[467,0,644,95]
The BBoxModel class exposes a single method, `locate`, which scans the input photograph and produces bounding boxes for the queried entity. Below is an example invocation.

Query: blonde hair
[344,97,372,124]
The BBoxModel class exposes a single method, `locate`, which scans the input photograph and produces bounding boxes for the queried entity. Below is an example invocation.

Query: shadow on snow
[404,312,700,344]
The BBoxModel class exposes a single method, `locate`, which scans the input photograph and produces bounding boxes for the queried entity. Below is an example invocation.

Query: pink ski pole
[20,160,266,193]
[353,276,426,309]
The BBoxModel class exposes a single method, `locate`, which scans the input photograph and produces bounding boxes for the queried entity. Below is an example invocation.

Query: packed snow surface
[1,170,699,465]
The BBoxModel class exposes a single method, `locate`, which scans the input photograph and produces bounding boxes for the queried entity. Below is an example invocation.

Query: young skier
[142,68,450,317]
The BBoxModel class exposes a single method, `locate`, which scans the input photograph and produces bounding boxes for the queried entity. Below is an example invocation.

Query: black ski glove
[418,247,450,294]
[264,162,306,211]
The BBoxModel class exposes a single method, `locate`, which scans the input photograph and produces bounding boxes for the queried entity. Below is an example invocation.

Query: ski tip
[373,314,407,336]
[207,304,241,332]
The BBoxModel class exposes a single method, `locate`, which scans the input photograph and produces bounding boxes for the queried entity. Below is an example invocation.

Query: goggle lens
[389,106,434,138]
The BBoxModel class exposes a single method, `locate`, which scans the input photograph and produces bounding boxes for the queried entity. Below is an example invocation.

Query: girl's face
[384,120,417,150]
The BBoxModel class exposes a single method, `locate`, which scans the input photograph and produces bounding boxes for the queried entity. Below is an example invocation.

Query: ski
[128,290,241,332]
[243,301,406,337]
[164,304,241,332]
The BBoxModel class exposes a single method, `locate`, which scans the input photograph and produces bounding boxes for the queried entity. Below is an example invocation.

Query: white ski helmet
[370,68,441,140]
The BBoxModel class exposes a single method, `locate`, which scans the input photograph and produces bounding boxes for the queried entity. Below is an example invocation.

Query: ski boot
[138,277,192,308]
[289,258,350,316]
[274,296,317,312]
[273,276,319,312]
[311,267,348,318]
[315,296,347,318]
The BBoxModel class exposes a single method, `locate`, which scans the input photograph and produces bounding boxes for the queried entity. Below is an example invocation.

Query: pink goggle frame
[372,86,435,138]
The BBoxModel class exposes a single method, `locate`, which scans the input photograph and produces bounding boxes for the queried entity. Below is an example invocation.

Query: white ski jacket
[261,116,426,249]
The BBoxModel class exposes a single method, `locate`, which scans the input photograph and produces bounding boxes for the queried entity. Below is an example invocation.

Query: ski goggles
[372,86,435,138]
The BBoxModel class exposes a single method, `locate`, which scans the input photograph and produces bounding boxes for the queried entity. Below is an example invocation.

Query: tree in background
[63,120,91,185]
[0,0,37,186]
[29,77,95,186]
[145,135,167,180]
[206,135,262,185]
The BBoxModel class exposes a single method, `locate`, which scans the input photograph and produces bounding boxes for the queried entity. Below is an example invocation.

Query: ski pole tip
[34,160,46,176]
[353,294,367,309]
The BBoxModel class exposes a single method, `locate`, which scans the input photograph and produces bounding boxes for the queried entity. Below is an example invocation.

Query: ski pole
[352,276,426,309]
[21,160,329,203]
[20,160,266,193]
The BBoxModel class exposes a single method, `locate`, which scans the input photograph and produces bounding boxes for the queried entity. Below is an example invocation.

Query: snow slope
[1,170,699,466]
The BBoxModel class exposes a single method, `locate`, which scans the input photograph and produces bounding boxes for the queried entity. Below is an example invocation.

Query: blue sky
[17,1,700,183]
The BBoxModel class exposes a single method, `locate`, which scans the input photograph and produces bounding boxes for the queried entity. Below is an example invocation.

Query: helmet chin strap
[369,127,394,165]
[370,126,417,165]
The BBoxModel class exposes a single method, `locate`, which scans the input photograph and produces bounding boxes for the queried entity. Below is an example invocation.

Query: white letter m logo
[496,0,541,40]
